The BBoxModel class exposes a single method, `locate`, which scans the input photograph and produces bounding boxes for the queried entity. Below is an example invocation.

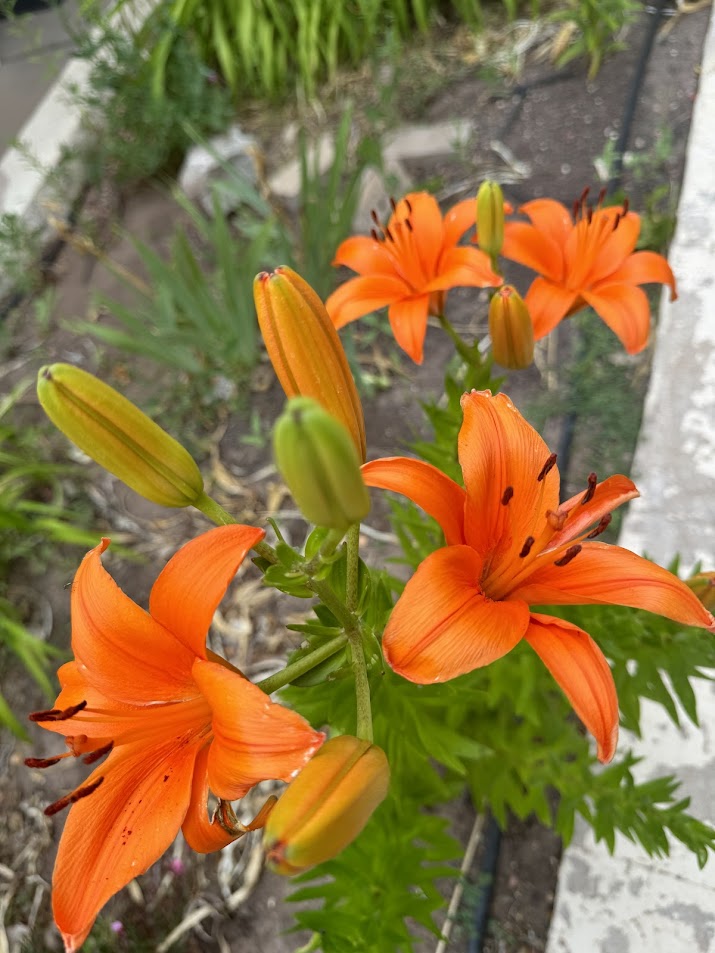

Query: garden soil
[1,6,711,951]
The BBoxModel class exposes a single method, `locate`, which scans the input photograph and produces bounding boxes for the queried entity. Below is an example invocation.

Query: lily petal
[193,660,324,801]
[326,275,408,328]
[458,391,559,555]
[605,249,677,299]
[581,283,652,354]
[387,296,430,364]
[501,221,564,283]
[426,246,501,291]
[150,525,265,658]
[525,613,619,763]
[52,739,200,952]
[332,235,398,276]
[181,744,237,853]
[394,192,444,280]
[361,456,467,545]
[548,474,639,550]
[71,540,197,703]
[514,543,715,629]
[587,211,641,285]
[524,277,580,339]
[383,546,530,683]
[518,198,573,247]
[442,197,477,248]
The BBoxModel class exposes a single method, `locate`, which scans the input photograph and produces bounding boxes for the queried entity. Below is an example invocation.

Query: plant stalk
[256,633,348,694]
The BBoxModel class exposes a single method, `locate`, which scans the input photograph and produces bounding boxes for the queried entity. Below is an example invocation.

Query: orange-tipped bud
[254,267,366,461]
[685,572,715,612]
[273,397,370,531]
[476,180,505,265]
[37,363,204,507]
[488,285,534,370]
[263,735,389,875]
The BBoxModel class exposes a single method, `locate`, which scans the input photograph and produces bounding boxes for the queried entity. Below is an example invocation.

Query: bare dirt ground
[1,6,711,951]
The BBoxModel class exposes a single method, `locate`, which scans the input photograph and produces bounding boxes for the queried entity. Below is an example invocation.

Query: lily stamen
[554,544,582,567]
[29,700,87,722]
[519,536,535,558]
[501,486,514,505]
[581,472,598,505]
[587,513,612,539]
[537,453,558,482]
[45,777,105,817]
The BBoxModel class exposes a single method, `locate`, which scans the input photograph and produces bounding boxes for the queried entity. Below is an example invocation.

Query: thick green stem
[194,492,237,526]
[256,633,348,694]
[253,539,279,565]
[345,523,360,613]
[437,313,481,367]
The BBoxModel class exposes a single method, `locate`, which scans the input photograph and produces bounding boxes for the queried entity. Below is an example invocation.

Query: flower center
[370,198,429,291]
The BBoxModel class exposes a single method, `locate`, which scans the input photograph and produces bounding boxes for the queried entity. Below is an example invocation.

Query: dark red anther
[501,486,514,506]
[405,217,413,232]
[537,453,558,482]
[25,756,64,769]
[622,197,629,216]
[581,472,598,505]
[44,777,105,817]
[597,186,606,207]
[370,209,380,226]
[29,700,87,723]
[587,513,612,539]
[83,741,114,766]
[405,197,413,215]
[370,227,380,242]
[554,544,582,567]
[389,196,397,212]
[519,536,535,558]
[385,226,395,243]
[579,185,590,206]
[587,206,593,225]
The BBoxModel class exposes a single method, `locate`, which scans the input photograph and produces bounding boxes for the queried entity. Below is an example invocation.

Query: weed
[550,0,640,78]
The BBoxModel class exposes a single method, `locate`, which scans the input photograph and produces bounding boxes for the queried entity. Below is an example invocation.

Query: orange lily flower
[501,192,677,354]
[325,192,501,364]
[362,391,713,763]
[28,526,324,952]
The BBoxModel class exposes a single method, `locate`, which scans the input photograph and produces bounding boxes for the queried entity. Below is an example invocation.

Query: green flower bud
[37,363,203,507]
[273,397,370,531]
[476,180,505,266]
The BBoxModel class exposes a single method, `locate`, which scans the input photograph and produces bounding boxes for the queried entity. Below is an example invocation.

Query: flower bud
[273,397,370,531]
[264,735,389,875]
[37,363,204,507]
[685,572,715,612]
[488,285,535,370]
[476,180,505,264]
[254,267,366,461]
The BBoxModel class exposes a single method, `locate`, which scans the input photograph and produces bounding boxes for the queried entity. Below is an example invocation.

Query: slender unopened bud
[37,363,203,507]
[264,735,389,875]
[274,398,370,531]
[254,267,366,461]
[476,180,505,266]
[488,286,534,370]
[685,572,715,612]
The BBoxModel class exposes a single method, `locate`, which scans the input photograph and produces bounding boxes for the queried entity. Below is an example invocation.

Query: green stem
[345,523,360,613]
[303,527,346,576]
[253,539,279,565]
[256,633,348,694]
[437,313,481,367]
[194,492,237,526]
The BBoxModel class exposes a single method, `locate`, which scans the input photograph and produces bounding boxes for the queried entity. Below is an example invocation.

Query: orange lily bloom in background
[501,193,677,354]
[28,526,324,952]
[362,391,714,763]
[326,191,501,364]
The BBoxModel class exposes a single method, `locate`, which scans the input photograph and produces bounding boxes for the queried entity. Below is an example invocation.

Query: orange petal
[71,540,197,703]
[525,613,618,763]
[501,222,563,283]
[548,474,639,550]
[524,277,579,339]
[514,542,715,629]
[332,235,397,275]
[605,250,677,299]
[518,198,573,246]
[361,456,467,545]
[442,197,477,248]
[458,391,560,556]
[52,738,199,952]
[149,525,265,659]
[383,546,530,683]
[393,192,444,279]
[387,296,430,364]
[427,246,501,290]
[181,744,237,853]
[586,211,641,284]
[192,659,324,801]
[581,283,652,354]
[325,275,408,328]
